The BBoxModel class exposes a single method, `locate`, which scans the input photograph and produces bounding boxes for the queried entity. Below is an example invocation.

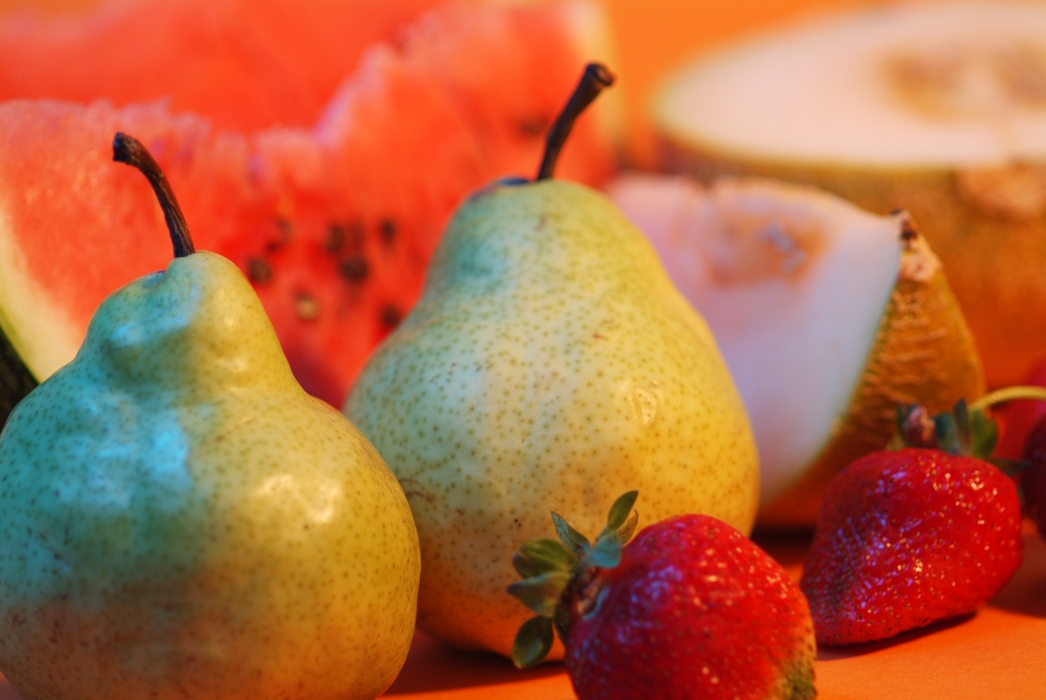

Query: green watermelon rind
[0,208,80,383]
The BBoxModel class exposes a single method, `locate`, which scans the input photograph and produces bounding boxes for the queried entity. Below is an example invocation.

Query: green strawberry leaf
[603,490,639,533]
[969,408,998,460]
[511,615,555,670]
[507,571,571,617]
[989,456,1028,479]
[617,509,639,545]
[513,538,578,578]
[512,552,543,579]
[551,511,590,557]
[934,410,961,455]
[582,531,623,569]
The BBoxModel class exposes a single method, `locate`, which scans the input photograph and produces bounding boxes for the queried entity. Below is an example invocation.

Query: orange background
[0,1,1043,699]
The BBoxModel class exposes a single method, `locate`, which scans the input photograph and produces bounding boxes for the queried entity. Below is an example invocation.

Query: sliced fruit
[607,173,985,527]
[0,0,620,421]
[0,0,445,131]
[651,1,1046,388]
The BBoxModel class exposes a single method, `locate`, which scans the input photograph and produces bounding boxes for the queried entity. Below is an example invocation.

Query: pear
[650,1,1046,389]
[0,134,420,700]
[607,172,985,527]
[345,65,758,658]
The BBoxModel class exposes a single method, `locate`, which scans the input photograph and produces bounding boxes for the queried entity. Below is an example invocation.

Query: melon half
[653,1,1046,388]
[607,173,985,527]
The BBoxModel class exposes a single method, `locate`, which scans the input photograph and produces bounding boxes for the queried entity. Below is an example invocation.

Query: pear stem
[112,132,195,258]
[535,62,615,181]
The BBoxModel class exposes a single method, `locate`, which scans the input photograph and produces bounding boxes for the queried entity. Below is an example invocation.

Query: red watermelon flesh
[0,0,619,408]
[0,0,447,131]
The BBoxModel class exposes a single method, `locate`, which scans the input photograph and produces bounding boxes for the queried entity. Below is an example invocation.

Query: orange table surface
[2,526,1042,700]
[377,528,1046,700]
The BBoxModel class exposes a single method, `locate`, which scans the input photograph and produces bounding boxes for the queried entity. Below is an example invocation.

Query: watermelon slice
[0,0,620,418]
[0,0,446,131]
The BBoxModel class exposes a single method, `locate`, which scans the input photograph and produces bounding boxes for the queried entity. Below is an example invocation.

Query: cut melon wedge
[607,173,985,527]
[652,1,1046,388]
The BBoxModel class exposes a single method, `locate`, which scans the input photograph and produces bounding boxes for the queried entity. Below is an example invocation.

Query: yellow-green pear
[0,134,420,700]
[344,65,758,659]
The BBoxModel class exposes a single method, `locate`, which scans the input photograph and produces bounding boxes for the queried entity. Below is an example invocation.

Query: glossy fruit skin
[1021,414,1046,539]
[0,253,420,700]
[346,179,758,657]
[800,448,1023,646]
[560,514,815,700]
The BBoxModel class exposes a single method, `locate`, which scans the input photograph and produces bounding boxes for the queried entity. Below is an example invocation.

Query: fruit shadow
[383,630,565,695]
[815,613,976,661]
[987,530,1046,618]
[0,676,23,700]
[751,528,813,579]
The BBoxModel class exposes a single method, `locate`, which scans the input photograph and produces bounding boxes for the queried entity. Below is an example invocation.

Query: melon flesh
[652,1,1046,388]
[656,2,1046,166]
[609,174,899,503]
[0,0,446,131]
[0,0,619,410]
[607,173,984,523]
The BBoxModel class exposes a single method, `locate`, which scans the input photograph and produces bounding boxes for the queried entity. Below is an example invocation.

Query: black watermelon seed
[267,218,294,251]
[326,224,345,253]
[380,219,397,244]
[340,257,370,283]
[381,305,402,328]
[247,258,273,283]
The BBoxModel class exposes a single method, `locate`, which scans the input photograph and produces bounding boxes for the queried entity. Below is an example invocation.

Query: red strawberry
[509,492,816,700]
[1021,413,1046,539]
[800,447,1023,646]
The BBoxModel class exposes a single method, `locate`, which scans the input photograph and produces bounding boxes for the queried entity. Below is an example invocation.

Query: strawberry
[509,492,817,700]
[1020,413,1046,539]
[800,446,1023,646]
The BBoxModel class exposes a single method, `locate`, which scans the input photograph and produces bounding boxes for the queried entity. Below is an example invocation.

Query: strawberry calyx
[889,386,1046,476]
[508,490,639,669]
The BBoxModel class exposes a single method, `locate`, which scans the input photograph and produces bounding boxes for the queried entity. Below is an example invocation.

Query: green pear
[0,134,420,700]
[344,65,758,658]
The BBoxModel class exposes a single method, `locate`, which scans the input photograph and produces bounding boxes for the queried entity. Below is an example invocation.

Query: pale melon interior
[606,173,902,503]
[654,2,1046,167]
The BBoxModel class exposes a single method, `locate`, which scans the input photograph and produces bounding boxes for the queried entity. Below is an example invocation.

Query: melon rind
[609,174,903,505]
[608,174,985,528]
[652,1,1046,388]
[0,208,80,384]
[658,145,1042,391]
[757,222,986,528]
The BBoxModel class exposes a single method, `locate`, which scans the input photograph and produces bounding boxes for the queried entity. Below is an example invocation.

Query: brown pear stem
[535,63,615,181]
[112,132,195,258]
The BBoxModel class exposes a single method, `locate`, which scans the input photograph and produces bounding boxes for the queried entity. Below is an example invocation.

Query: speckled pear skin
[0,252,420,700]
[345,179,759,659]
